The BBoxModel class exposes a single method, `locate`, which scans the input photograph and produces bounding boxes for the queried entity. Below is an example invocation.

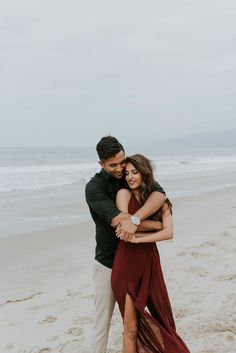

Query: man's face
[100,150,126,179]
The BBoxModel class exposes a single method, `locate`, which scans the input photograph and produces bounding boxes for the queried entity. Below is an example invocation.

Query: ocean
[1,146,236,238]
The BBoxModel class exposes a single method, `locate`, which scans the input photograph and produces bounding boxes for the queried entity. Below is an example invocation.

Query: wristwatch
[130,215,140,226]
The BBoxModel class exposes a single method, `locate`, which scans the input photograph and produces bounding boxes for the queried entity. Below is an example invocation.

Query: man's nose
[116,164,123,172]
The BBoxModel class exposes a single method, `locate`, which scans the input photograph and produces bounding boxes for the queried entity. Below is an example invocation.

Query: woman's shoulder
[116,189,133,206]
[117,188,132,198]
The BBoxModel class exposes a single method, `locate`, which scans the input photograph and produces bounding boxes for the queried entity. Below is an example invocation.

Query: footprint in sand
[177,251,188,257]
[39,315,57,325]
[175,307,201,319]
[58,340,82,353]
[67,289,93,301]
[186,266,209,277]
[220,231,231,235]
[214,274,236,282]
[37,349,52,353]
[73,316,91,325]
[178,243,218,257]
[226,332,235,344]
[223,293,236,304]
[46,336,59,342]
[66,327,83,336]
[220,294,236,324]
[79,293,94,300]
[200,294,236,338]
[202,332,235,352]
[218,231,234,240]
[66,290,82,298]
[199,240,220,248]
[188,250,211,258]
[187,290,205,304]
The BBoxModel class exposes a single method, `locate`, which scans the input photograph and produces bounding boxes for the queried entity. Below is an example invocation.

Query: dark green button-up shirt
[85,168,165,268]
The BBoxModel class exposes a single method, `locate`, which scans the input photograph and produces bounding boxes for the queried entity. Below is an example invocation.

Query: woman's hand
[127,234,139,243]
[116,220,137,241]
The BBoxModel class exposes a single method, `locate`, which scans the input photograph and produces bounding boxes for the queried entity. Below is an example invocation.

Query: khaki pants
[90,260,116,353]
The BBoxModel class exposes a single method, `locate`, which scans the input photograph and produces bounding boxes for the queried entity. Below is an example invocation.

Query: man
[85,136,165,353]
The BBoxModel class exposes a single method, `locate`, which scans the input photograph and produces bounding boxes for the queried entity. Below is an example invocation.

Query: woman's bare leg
[123,294,138,353]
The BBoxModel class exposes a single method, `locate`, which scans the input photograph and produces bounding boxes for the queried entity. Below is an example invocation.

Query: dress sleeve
[85,181,121,224]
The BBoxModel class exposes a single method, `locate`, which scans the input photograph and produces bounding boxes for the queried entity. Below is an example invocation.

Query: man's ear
[99,160,104,168]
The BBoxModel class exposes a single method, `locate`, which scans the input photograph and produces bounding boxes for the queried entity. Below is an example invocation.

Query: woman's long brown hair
[125,154,172,219]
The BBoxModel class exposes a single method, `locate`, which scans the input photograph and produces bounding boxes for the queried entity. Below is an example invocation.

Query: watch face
[131,216,140,225]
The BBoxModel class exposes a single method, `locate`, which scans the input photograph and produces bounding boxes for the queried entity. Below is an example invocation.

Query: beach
[1,186,235,353]
[1,0,236,350]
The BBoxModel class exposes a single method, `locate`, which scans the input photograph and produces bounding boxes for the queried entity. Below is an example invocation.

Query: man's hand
[116,219,137,241]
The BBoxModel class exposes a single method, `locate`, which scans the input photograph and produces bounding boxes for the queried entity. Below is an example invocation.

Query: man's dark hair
[96,136,125,161]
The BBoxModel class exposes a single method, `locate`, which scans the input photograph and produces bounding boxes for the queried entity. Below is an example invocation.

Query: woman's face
[125,162,142,189]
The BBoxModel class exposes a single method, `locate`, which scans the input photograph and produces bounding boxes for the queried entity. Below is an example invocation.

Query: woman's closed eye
[125,169,138,176]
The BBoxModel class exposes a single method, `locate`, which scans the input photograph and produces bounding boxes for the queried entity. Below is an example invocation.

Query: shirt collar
[100,168,113,181]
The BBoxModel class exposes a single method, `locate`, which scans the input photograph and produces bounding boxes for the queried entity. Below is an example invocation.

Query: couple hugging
[85,136,190,353]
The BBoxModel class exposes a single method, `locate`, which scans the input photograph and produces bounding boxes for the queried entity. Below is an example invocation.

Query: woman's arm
[114,190,166,240]
[129,203,173,243]
[115,189,162,231]
[133,191,166,221]
[137,220,162,231]
[111,189,132,227]
[115,188,131,213]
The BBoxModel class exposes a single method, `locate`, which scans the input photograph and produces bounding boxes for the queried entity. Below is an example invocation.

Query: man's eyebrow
[109,160,126,166]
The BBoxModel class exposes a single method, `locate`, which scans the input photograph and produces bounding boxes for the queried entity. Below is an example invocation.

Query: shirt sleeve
[151,181,166,194]
[85,181,121,224]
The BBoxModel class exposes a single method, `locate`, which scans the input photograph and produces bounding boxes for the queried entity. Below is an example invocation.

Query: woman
[111,154,190,353]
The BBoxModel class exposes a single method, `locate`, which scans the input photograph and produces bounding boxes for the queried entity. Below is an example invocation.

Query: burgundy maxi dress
[111,195,190,353]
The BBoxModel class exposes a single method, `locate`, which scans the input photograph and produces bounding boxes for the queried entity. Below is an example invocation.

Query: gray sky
[1,0,236,147]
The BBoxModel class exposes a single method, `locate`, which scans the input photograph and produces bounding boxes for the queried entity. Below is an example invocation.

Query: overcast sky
[0,0,236,147]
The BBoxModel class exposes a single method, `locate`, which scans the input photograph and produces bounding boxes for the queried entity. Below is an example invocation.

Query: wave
[0,163,99,193]
[1,154,236,193]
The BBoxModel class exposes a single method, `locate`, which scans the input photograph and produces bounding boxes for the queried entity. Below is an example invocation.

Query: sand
[0,187,236,353]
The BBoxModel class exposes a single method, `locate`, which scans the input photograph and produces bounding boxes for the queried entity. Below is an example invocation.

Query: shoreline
[1,177,236,240]
[0,187,236,352]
